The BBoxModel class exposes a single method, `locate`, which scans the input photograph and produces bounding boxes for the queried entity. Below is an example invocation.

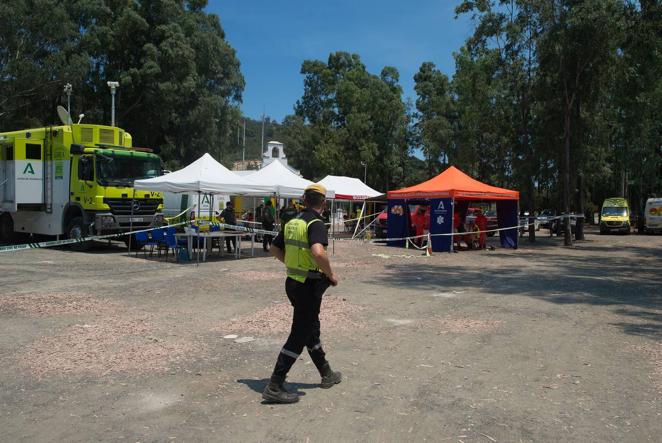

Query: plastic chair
[135,231,159,257]
[164,231,185,262]
[151,228,166,257]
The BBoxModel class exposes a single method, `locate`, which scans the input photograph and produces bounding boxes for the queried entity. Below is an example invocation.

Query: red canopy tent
[387,166,519,251]
[387,166,519,200]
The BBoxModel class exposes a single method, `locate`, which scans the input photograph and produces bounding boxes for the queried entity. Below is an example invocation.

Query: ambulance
[599,197,630,234]
[644,198,662,234]
[0,107,164,248]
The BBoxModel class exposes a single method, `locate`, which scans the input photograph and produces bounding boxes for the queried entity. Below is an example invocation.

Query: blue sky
[210,0,474,122]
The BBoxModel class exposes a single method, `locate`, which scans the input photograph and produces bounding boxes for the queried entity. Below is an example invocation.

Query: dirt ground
[1,228,660,442]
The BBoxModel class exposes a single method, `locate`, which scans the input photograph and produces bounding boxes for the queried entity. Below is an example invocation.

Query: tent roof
[243,159,335,198]
[387,166,519,200]
[317,175,382,200]
[134,153,270,195]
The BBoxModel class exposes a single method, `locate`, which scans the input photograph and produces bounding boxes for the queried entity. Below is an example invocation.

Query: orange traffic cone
[425,234,432,256]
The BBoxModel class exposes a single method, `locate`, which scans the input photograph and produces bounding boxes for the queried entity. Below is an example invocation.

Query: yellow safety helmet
[305,183,327,197]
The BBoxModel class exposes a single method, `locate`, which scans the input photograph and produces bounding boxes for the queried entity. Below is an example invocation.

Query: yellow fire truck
[0,114,164,248]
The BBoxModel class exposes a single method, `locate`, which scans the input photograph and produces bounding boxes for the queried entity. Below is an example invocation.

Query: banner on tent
[386,199,409,247]
[429,198,452,252]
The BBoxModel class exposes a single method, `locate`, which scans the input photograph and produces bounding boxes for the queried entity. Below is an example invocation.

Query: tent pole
[331,199,335,255]
[451,198,455,253]
[253,196,257,255]
[197,192,201,266]
[352,201,365,239]
[210,194,214,258]
[127,188,135,257]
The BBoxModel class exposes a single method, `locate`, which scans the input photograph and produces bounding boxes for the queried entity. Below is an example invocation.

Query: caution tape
[0,222,187,253]
[332,218,554,244]
[0,214,582,254]
[327,211,382,226]
[165,205,196,221]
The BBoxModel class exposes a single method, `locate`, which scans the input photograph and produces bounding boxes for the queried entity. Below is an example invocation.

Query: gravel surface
[213,296,364,336]
[0,228,660,442]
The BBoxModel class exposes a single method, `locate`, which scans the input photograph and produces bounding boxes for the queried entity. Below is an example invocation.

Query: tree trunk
[563,110,572,246]
[576,172,585,240]
[527,177,536,243]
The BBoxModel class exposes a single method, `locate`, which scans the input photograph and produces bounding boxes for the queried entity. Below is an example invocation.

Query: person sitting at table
[221,201,237,253]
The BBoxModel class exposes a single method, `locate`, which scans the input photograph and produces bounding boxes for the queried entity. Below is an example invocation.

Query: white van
[644,198,662,234]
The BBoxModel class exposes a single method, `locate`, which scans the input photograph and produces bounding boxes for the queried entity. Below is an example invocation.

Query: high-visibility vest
[284,216,322,283]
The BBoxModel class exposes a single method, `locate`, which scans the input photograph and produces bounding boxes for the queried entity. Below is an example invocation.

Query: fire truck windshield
[96,154,161,186]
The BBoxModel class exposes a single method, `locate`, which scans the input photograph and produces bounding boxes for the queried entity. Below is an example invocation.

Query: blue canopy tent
[387,166,520,252]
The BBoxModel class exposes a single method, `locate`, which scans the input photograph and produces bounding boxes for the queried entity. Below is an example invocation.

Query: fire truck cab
[0,123,164,246]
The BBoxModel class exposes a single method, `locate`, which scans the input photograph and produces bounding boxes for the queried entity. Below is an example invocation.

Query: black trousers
[272,276,331,379]
[225,236,236,252]
[262,223,274,250]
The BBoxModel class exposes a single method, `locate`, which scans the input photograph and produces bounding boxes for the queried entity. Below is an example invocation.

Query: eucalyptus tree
[290,52,409,189]
[412,62,455,179]
[0,0,245,168]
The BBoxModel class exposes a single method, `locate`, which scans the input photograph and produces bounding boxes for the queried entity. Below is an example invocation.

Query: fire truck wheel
[0,213,17,243]
[67,217,92,251]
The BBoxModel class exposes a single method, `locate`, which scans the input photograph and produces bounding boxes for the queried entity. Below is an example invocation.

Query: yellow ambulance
[599,197,630,234]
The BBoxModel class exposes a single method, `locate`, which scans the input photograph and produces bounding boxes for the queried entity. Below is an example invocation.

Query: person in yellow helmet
[262,183,341,404]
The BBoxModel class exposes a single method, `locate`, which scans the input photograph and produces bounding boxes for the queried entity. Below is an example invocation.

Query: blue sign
[429,198,452,252]
[386,199,409,247]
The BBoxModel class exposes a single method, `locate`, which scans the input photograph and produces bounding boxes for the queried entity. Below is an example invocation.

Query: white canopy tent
[134,153,271,195]
[133,153,271,263]
[242,159,335,198]
[317,175,382,200]
[317,175,383,241]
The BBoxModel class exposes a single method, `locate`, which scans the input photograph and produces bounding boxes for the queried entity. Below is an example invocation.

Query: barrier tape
[334,214,578,244]
[209,222,277,236]
[406,237,429,250]
[223,212,381,234]
[165,205,196,221]
[0,222,188,253]
[0,213,581,254]
[328,211,382,226]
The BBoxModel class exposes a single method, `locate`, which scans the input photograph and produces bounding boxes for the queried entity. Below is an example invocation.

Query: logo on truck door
[22,163,35,175]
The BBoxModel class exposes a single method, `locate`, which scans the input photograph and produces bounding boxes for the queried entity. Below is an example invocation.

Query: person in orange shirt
[475,209,488,249]
[411,206,428,247]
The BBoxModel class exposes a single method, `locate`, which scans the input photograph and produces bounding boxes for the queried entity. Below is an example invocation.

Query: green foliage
[451,0,661,215]
[285,52,410,189]
[2,0,658,208]
[0,0,244,169]
[413,62,455,178]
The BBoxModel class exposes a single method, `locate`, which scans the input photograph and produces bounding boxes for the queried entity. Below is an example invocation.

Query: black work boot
[262,375,299,404]
[320,363,342,389]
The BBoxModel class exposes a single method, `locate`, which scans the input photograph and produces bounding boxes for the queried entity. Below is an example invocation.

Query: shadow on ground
[370,239,662,340]
[237,378,319,403]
